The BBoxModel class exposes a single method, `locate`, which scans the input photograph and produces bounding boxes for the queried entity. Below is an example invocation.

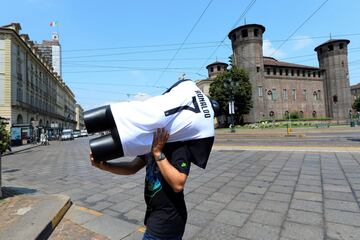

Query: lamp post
[224,78,235,132]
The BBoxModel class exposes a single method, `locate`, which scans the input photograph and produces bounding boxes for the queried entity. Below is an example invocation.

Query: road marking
[137,226,146,233]
[213,145,360,152]
[76,206,103,216]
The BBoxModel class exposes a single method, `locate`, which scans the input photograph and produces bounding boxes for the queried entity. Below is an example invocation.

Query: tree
[0,117,10,154]
[353,97,360,112]
[209,65,252,124]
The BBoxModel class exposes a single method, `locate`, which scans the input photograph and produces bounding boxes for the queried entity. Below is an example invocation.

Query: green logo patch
[181,162,187,168]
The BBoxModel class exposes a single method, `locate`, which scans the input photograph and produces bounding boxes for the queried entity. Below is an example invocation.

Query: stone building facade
[35,32,62,77]
[197,23,352,123]
[75,103,85,130]
[0,23,77,133]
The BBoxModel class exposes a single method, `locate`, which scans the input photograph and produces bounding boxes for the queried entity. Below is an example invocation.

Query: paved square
[2,138,360,239]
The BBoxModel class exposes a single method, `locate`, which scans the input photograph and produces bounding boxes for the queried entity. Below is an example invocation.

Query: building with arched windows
[196,23,352,123]
[0,23,81,143]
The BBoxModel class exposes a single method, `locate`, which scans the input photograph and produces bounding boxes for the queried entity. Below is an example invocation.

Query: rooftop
[263,56,319,70]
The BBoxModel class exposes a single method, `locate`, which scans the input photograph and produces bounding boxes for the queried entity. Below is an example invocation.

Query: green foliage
[290,111,300,120]
[0,118,10,154]
[209,65,252,122]
[241,120,331,129]
[353,98,360,112]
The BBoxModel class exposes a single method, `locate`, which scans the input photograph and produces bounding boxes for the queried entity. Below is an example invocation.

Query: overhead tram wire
[152,0,214,87]
[270,0,330,57]
[58,33,360,55]
[61,41,222,53]
[61,44,219,60]
[196,0,257,75]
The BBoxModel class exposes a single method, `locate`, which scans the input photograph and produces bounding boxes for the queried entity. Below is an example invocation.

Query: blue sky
[1,0,360,110]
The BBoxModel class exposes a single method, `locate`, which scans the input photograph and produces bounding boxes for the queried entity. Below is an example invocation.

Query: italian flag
[50,21,58,27]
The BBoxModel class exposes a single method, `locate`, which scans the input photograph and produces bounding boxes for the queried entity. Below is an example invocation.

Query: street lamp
[224,78,235,132]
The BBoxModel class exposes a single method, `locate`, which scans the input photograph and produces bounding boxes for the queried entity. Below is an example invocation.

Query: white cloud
[263,39,287,59]
[292,36,313,50]
[132,92,152,101]
[130,70,143,78]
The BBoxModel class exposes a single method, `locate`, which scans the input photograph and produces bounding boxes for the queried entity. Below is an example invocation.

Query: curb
[2,143,41,156]
[0,194,72,240]
[37,196,72,239]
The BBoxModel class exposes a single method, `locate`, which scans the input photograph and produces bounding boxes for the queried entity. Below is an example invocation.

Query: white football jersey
[110,80,215,160]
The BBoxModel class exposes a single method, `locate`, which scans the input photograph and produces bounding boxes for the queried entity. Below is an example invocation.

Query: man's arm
[152,128,188,193]
[90,154,146,175]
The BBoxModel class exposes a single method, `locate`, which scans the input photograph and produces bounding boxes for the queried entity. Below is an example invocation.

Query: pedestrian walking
[91,128,191,240]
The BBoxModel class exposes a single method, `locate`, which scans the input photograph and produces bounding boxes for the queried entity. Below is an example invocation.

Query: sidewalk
[2,142,42,156]
[0,193,140,240]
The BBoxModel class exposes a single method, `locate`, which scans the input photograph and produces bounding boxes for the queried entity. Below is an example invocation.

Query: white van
[61,129,74,141]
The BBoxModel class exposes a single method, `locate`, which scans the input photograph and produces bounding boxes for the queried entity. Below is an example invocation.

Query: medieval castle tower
[197,23,352,123]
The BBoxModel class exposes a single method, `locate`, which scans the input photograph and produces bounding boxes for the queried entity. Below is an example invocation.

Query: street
[2,131,360,239]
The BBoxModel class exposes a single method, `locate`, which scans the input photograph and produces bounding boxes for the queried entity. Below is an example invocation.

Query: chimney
[2,23,22,34]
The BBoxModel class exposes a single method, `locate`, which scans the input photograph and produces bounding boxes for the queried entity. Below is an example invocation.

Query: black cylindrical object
[89,128,124,162]
[84,105,116,134]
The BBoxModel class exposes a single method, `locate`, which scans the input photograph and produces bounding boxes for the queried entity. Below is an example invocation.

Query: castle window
[241,29,248,38]
[258,86,263,97]
[341,61,344,67]
[303,89,307,100]
[285,111,289,118]
[292,89,296,100]
[210,67,214,72]
[328,45,334,51]
[308,72,311,77]
[297,70,300,76]
[339,43,344,49]
[269,111,275,117]
[312,111,317,118]
[313,72,316,77]
[302,70,305,77]
[267,68,270,75]
[283,89,288,100]
[285,69,289,76]
[291,69,294,76]
[313,91,318,101]
[254,29,259,37]
[217,66,221,71]
[271,89,277,101]
[256,66,260,72]
[273,68,276,75]
[280,69,283,75]
[318,71,321,77]
[333,95,338,103]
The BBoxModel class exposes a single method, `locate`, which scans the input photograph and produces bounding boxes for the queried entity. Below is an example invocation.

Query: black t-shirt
[144,142,191,238]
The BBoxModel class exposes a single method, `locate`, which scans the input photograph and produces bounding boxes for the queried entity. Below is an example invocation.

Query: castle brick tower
[315,39,352,121]
[206,61,228,79]
[228,24,266,122]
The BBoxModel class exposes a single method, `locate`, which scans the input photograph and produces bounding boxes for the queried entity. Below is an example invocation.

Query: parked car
[73,130,80,138]
[80,129,88,137]
[61,129,74,141]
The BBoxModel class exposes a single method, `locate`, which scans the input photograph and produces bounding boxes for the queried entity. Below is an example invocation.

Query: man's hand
[151,128,169,159]
[90,152,107,170]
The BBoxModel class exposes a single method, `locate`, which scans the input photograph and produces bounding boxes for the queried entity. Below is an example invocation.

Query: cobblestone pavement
[2,137,360,239]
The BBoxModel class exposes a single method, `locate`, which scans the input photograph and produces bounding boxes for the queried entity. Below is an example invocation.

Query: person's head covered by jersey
[84,79,219,169]
[88,79,219,239]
